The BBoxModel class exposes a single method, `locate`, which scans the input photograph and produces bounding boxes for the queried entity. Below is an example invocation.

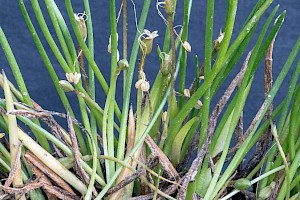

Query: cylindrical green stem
[0,27,50,152]
[116,0,151,165]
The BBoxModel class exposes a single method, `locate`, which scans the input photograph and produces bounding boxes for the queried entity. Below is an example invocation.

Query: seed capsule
[141,38,154,55]
[74,13,87,41]
[138,29,159,56]
[160,53,172,75]
[66,72,81,84]
[234,178,251,190]
[118,59,129,70]
[164,0,174,16]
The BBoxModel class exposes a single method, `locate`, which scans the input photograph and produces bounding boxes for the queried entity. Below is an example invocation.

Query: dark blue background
[0,1,299,127]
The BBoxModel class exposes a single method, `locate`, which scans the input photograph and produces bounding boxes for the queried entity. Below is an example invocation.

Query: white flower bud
[214,30,225,50]
[194,100,203,109]
[59,80,75,92]
[183,41,191,52]
[66,72,81,84]
[184,89,190,98]
[162,111,167,122]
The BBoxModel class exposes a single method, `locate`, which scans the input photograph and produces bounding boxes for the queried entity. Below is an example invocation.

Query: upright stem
[0,27,50,152]
[123,0,128,60]
[178,0,189,109]
[83,0,103,178]
[79,46,90,94]
[102,0,118,181]
[123,0,128,97]
[168,17,177,93]
[135,56,146,137]
[200,0,214,148]
[3,73,26,200]
[116,0,151,166]
[161,5,176,154]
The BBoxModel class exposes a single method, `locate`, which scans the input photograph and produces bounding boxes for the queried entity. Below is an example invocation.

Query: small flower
[135,71,150,92]
[66,72,81,84]
[138,29,159,55]
[142,29,159,40]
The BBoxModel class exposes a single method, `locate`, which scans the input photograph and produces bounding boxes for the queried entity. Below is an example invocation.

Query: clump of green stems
[0,0,300,199]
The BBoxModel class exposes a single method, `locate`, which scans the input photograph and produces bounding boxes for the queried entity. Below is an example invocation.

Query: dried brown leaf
[67,113,90,185]
[28,157,58,200]
[4,143,22,187]
[145,135,179,180]
[107,156,159,195]
[0,179,43,195]
[25,151,75,195]
[42,184,80,200]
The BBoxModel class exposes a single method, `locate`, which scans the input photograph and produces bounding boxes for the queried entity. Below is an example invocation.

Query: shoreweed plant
[0,0,300,199]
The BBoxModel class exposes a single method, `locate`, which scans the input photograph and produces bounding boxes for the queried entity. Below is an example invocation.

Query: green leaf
[195,158,212,197]
[170,117,198,165]
[210,111,234,157]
